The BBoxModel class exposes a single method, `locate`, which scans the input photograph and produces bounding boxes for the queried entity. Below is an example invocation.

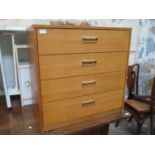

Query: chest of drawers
[28,25,131,134]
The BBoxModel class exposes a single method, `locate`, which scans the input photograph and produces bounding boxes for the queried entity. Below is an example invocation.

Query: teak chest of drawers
[28,25,131,134]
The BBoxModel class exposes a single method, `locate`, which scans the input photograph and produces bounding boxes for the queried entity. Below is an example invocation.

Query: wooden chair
[115,64,139,128]
[125,64,155,134]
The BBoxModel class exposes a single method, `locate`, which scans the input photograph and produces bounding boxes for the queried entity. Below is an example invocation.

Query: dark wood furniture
[125,64,155,134]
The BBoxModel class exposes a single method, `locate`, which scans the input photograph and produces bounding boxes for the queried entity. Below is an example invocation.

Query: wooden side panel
[27,27,43,130]
[120,29,132,111]
[37,29,130,55]
[39,52,128,80]
[42,89,124,127]
[41,71,125,103]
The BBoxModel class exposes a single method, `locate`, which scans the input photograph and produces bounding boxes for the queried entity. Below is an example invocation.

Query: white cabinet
[18,64,33,106]
[0,30,34,108]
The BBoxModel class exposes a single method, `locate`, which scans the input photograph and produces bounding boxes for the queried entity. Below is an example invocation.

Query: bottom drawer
[42,89,124,127]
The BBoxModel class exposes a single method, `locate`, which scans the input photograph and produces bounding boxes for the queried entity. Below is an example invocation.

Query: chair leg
[115,121,120,127]
[136,120,144,135]
[128,115,133,122]
[150,113,154,135]
[115,114,133,127]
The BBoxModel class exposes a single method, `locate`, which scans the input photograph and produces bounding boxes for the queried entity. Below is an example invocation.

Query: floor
[0,96,40,135]
[0,96,152,135]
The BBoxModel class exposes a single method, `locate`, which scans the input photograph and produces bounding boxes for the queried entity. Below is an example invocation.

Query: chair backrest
[127,64,139,99]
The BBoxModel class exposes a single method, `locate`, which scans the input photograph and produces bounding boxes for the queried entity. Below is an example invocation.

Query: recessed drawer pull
[82,59,97,66]
[81,100,96,107]
[81,80,96,88]
[82,36,98,43]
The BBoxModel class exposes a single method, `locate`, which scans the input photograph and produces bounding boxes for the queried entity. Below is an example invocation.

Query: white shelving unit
[0,33,20,108]
[0,30,34,108]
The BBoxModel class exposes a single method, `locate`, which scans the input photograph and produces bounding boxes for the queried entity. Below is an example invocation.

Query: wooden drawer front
[41,71,125,103]
[39,52,128,80]
[42,89,124,126]
[37,29,130,55]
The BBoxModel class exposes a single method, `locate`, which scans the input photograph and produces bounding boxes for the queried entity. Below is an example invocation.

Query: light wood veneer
[28,25,131,133]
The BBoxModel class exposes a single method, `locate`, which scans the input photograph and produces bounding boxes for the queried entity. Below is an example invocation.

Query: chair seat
[125,100,150,113]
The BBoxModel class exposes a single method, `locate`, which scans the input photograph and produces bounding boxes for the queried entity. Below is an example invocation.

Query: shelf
[8,87,20,96]
[18,62,34,69]
[15,45,30,49]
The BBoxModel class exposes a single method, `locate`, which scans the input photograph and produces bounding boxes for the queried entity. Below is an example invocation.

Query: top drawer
[37,28,130,55]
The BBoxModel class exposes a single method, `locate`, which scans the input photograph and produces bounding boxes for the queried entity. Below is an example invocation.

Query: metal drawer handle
[82,59,97,66]
[81,80,96,88]
[82,36,98,43]
[81,100,96,107]
[24,81,30,87]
